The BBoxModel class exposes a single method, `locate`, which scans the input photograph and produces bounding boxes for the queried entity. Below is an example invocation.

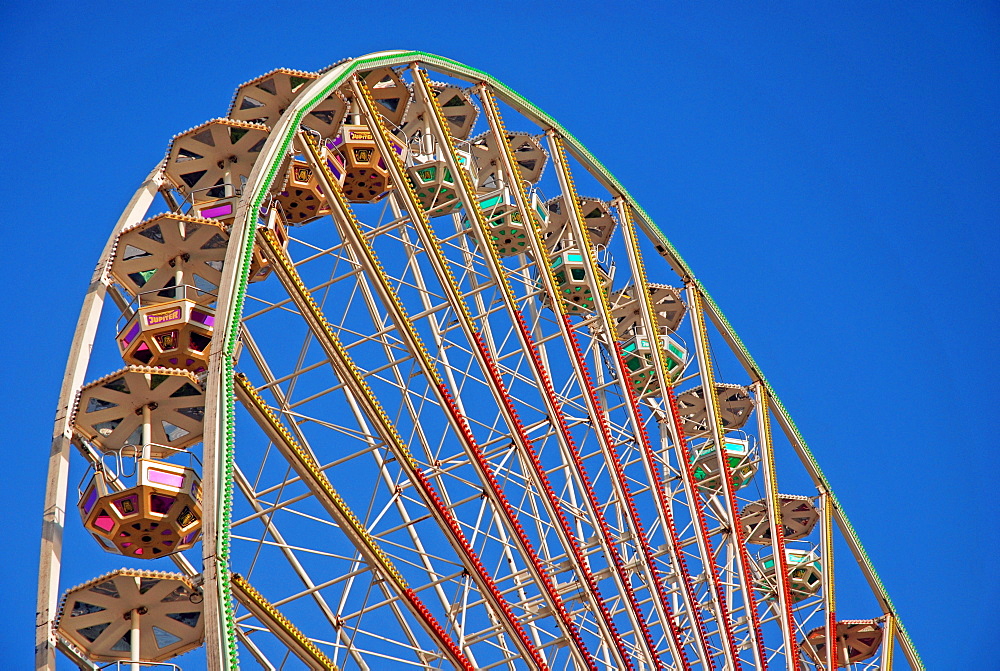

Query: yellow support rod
[544,132,695,669]
[754,382,802,671]
[545,133,617,327]
[254,227,475,671]
[820,490,836,671]
[230,573,339,671]
[234,373,408,593]
[686,286,764,669]
[474,85,566,320]
[883,612,896,671]
[402,73,675,670]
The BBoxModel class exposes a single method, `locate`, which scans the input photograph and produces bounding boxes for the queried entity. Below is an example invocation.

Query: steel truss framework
[38,51,922,671]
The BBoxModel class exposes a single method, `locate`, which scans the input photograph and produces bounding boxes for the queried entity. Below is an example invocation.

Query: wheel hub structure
[37,51,922,671]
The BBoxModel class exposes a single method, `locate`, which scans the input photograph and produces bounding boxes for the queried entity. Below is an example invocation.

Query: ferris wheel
[36,50,924,671]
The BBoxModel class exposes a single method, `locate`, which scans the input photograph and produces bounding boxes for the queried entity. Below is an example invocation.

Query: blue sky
[3,2,996,667]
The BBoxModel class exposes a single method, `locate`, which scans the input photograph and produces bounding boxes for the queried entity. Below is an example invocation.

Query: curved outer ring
[37,50,923,670]
[36,168,163,670]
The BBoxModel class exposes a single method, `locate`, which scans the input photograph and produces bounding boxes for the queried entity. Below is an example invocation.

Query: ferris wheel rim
[216,49,923,669]
[37,50,924,671]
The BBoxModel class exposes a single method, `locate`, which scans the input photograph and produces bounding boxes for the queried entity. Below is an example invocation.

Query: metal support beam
[298,126,592,671]
[614,198,716,669]
[685,285,765,669]
[231,573,339,670]
[820,491,836,671]
[754,382,800,670]
[358,71,635,671]
[36,168,161,671]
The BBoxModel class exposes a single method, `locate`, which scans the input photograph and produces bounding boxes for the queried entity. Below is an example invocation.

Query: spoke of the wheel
[235,371,473,669]
[231,573,339,669]
[820,490,836,671]
[614,198,716,669]
[258,224,564,669]
[357,72,653,670]
[687,286,767,669]
[753,383,801,670]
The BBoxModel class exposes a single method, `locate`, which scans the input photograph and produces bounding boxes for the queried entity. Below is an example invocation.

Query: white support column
[141,404,152,461]
[129,603,141,671]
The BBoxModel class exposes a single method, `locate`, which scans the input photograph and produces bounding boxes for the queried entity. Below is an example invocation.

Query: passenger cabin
[741,494,820,545]
[327,125,406,203]
[464,187,547,257]
[401,82,478,142]
[163,119,269,205]
[543,195,617,252]
[351,67,410,128]
[78,460,202,559]
[471,130,547,191]
[675,383,755,438]
[756,549,822,603]
[57,569,204,663]
[116,286,214,372]
[73,367,205,459]
[110,214,228,303]
[689,436,757,493]
[229,67,346,138]
[549,248,612,316]
[407,149,473,217]
[610,283,687,339]
[274,150,344,225]
[620,332,687,397]
[802,620,884,667]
